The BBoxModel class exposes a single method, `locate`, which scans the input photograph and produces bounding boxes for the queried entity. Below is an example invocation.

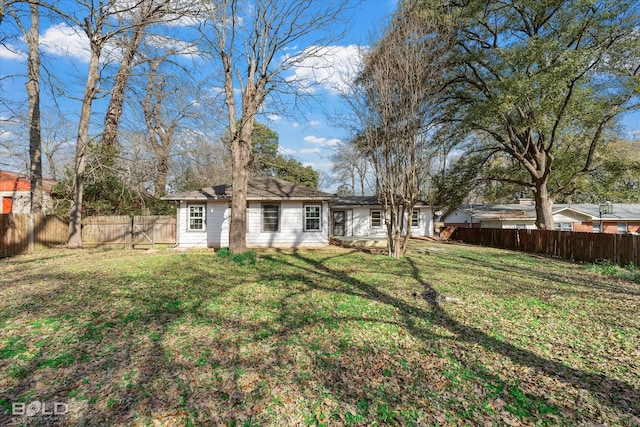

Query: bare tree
[140,52,200,196]
[349,10,451,257]
[102,0,189,150]
[61,0,127,248]
[204,0,350,253]
[330,142,369,196]
[7,0,42,213]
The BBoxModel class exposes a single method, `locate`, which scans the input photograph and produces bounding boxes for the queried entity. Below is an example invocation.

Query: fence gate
[132,215,176,248]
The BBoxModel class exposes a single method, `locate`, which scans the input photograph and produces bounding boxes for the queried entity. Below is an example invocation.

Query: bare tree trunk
[25,0,42,214]
[68,49,101,248]
[103,23,145,149]
[153,149,170,197]
[533,180,554,230]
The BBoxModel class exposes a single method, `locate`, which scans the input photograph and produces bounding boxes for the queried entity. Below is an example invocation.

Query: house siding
[177,200,329,248]
[246,201,329,247]
[343,206,433,237]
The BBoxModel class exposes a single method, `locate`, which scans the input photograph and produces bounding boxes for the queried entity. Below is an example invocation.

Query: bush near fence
[452,227,639,267]
[1,214,176,257]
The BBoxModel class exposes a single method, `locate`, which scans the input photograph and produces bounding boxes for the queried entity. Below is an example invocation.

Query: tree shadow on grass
[277,251,640,422]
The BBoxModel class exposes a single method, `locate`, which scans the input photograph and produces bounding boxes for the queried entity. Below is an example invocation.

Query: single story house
[443,200,640,234]
[163,177,435,249]
[163,176,339,248]
[0,170,56,214]
[330,196,434,239]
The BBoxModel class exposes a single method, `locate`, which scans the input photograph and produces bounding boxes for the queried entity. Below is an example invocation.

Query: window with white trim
[618,222,628,234]
[262,203,280,232]
[554,222,573,231]
[188,204,205,231]
[593,222,601,233]
[370,210,382,227]
[304,205,321,231]
[411,210,419,227]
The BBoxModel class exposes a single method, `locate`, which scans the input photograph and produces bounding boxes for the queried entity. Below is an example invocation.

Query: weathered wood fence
[1,214,176,257]
[452,227,639,267]
[0,214,68,257]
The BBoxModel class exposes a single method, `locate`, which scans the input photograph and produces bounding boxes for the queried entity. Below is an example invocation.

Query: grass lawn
[0,242,638,426]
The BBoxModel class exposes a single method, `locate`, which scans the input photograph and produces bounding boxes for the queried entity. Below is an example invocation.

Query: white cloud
[0,130,14,139]
[304,135,341,147]
[300,148,321,154]
[285,44,365,94]
[303,161,333,170]
[309,120,321,126]
[40,23,90,62]
[267,114,281,122]
[0,44,26,61]
[292,122,300,128]
[278,147,296,155]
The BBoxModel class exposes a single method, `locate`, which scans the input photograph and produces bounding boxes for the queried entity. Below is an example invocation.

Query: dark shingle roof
[333,195,430,208]
[162,176,338,201]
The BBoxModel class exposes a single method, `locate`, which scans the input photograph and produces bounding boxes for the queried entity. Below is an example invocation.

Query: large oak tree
[433,0,640,229]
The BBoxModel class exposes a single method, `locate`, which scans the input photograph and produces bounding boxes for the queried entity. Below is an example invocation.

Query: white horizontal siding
[177,200,330,248]
[411,207,433,237]
[246,201,329,247]
[348,206,433,237]
[177,201,208,247]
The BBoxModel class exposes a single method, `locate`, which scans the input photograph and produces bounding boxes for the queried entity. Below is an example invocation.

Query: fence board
[132,215,176,247]
[82,216,132,248]
[1,214,176,257]
[451,227,639,267]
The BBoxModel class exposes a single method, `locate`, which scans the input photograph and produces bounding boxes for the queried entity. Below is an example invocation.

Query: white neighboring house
[329,196,434,238]
[163,176,338,249]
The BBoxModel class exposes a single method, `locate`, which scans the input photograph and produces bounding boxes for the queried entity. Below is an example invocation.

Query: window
[618,222,628,234]
[370,210,382,227]
[593,222,601,233]
[554,222,573,231]
[411,210,419,227]
[188,204,205,231]
[304,205,321,231]
[262,203,280,232]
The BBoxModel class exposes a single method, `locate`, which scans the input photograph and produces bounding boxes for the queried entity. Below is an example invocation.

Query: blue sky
[0,0,397,190]
[1,0,638,192]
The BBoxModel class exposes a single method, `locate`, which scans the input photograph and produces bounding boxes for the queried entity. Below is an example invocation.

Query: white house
[330,196,434,238]
[163,177,436,249]
[163,176,338,248]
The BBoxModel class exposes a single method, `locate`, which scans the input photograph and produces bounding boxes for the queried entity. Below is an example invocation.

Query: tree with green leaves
[429,0,640,229]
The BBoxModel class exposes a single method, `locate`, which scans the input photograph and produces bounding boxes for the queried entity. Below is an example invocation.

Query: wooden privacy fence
[1,214,176,257]
[1,214,69,257]
[452,227,639,267]
[82,215,176,248]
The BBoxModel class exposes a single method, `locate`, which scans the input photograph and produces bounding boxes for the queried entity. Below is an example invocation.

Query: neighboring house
[330,196,434,238]
[0,170,56,214]
[163,177,436,249]
[443,200,640,234]
[163,176,338,248]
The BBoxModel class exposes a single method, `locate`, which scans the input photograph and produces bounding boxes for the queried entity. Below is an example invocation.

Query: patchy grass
[0,243,639,426]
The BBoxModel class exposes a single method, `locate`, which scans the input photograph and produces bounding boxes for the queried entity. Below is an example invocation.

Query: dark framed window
[304,205,321,231]
[188,204,205,231]
[262,203,280,232]
[411,210,419,227]
[370,209,382,227]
